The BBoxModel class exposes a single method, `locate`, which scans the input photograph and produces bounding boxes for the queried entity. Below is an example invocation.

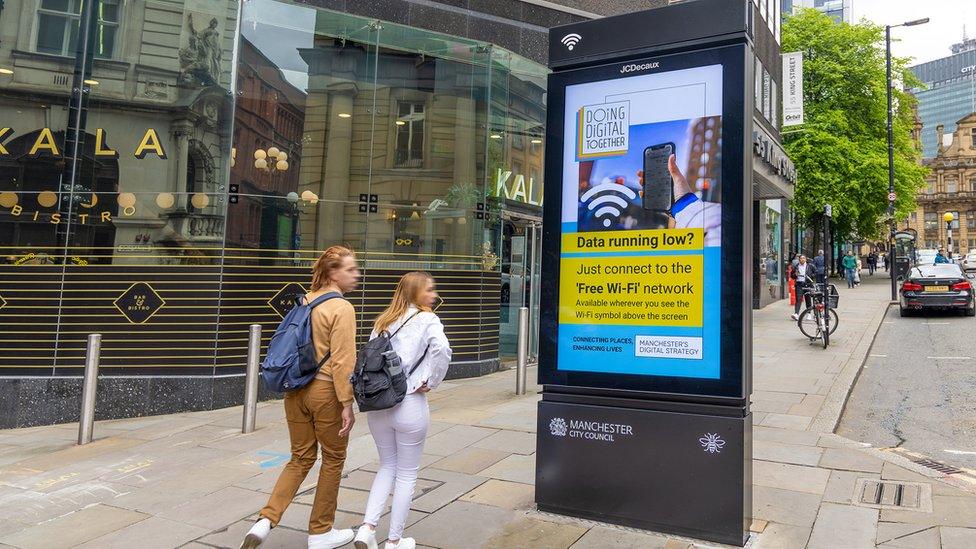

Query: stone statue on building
[179,14,222,86]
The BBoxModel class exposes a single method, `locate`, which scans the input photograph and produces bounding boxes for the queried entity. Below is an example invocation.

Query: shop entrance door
[499,214,541,361]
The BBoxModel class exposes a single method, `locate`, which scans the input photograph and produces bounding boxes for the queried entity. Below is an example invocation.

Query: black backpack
[350,312,428,412]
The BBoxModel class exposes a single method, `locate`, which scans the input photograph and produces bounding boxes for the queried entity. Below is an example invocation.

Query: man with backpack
[242,246,361,549]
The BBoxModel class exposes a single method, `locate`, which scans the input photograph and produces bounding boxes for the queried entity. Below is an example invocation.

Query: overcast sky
[853,0,975,65]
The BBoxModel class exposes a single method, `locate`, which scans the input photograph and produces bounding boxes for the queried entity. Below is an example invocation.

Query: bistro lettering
[0,127,167,159]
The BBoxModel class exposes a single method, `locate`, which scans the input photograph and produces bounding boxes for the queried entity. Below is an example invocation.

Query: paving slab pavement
[2,273,976,547]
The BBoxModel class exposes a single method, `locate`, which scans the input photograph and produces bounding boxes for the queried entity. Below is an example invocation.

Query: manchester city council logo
[550,417,568,437]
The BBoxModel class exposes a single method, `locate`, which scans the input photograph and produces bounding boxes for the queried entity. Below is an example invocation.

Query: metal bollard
[516,307,529,395]
[78,333,101,445]
[242,324,262,434]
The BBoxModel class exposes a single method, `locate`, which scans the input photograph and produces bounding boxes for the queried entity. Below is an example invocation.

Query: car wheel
[899,306,910,317]
[967,305,975,317]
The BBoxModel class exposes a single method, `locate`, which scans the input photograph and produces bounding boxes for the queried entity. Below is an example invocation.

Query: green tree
[781,8,927,246]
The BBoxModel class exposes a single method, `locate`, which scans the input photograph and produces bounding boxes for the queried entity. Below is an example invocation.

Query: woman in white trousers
[354,272,452,549]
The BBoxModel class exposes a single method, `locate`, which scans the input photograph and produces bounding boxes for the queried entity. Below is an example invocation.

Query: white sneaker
[354,525,378,549]
[309,528,355,549]
[240,518,271,549]
[384,538,416,549]
[790,313,799,320]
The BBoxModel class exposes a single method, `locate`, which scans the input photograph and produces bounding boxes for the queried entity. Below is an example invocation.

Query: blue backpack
[260,292,342,392]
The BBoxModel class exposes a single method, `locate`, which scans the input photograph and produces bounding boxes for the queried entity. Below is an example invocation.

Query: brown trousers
[259,377,349,534]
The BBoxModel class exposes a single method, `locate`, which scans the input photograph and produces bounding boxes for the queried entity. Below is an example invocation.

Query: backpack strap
[307,292,343,369]
[388,310,422,339]
[405,344,430,378]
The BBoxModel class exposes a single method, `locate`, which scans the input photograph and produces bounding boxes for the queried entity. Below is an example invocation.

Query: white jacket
[370,306,452,394]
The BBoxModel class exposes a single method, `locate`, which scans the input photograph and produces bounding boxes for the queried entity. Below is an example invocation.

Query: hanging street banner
[782,51,804,127]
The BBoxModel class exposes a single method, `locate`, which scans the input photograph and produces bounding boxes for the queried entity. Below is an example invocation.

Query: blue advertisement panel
[539,44,748,400]
[559,64,723,379]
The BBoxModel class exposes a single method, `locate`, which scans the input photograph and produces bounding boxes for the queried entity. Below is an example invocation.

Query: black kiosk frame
[536,1,755,545]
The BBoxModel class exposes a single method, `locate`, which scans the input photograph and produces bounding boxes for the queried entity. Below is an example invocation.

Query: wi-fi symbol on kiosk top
[561,33,582,51]
[581,182,637,228]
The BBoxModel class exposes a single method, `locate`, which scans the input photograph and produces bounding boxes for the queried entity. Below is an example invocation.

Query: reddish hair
[310,245,356,291]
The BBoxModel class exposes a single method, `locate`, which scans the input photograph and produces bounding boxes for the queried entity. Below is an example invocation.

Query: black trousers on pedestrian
[795,280,813,314]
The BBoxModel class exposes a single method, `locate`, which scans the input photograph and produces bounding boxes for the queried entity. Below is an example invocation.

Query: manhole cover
[853,478,932,511]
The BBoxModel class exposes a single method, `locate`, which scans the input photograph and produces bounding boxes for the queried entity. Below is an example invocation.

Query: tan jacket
[305,290,356,405]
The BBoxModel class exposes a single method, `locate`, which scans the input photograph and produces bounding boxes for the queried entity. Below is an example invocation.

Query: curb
[807,297,891,434]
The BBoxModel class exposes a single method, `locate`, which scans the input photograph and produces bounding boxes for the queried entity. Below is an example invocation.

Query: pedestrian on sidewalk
[242,246,361,549]
[354,272,452,549]
[790,254,814,320]
[935,248,950,264]
[854,256,862,286]
[843,251,857,288]
[813,249,827,285]
[883,251,889,272]
[867,251,877,275]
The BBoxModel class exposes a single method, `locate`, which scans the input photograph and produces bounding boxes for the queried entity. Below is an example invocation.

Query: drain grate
[909,457,965,475]
[860,480,919,508]
[853,478,932,511]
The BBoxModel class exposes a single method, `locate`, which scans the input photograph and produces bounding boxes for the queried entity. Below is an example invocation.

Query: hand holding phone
[642,143,675,212]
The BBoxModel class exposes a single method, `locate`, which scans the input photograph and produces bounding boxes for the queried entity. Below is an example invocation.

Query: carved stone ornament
[178,14,222,86]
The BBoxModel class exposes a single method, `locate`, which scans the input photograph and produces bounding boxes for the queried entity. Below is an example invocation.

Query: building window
[394,102,425,168]
[35,0,120,58]
[947,211,960,230]
[970,176,976,192]
[924,212,938,230]
[967,211,976,230]
[947,177,958,193]
[910,212,917,224]
[971,128,976,149]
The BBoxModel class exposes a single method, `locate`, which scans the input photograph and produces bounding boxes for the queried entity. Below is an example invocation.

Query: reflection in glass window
[394,102,426,168]
[36,0,120,58]
[924,212,937,229]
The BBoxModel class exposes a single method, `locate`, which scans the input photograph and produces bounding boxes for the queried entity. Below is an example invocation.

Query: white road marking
[924,322,951,325]
[944,449,976,456]
[869,354,887,357]
[925,356,972,360]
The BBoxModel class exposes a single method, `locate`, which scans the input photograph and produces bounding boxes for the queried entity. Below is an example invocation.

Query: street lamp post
[945,212,955,260]
[886,17,929,301]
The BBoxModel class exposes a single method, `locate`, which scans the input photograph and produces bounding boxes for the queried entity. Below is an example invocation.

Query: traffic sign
[888,192,896,201]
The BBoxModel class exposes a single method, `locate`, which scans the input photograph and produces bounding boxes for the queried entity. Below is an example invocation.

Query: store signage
[961,65,975,74]
[113,282,165,324]
[268,282,308,318]
[782,51,804,126]
[0,192,134,223]
[753,130,796,184]
[0,127,167,158]
[494,168,543,206]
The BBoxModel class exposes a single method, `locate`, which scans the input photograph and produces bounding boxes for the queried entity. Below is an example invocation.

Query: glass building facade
[0,0,547,426]
[0,0,793,427]
[911,45,976,159]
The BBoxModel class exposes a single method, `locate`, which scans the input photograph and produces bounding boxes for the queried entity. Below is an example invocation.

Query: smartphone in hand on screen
[642,143,675,212]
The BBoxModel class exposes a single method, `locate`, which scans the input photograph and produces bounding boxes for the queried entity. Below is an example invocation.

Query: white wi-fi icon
[581,183,637,228]
[561,33,582,51]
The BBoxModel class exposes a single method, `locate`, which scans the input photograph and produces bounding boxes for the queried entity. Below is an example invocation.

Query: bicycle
[797,283,838,349]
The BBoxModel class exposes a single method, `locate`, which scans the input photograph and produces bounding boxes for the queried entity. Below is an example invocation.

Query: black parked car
[899,264,976,317]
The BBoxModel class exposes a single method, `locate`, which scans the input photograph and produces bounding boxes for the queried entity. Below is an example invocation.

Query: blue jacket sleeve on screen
[672,194,722,247]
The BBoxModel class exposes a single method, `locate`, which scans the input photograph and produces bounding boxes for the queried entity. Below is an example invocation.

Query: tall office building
[783,0,853,24]
[910,36,976,159]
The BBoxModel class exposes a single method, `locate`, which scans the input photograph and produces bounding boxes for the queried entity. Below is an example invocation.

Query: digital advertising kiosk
[536,1,755,545]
